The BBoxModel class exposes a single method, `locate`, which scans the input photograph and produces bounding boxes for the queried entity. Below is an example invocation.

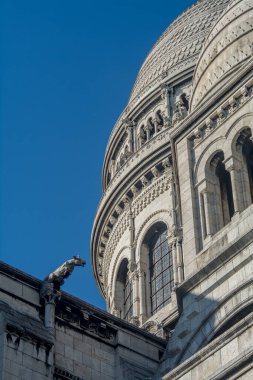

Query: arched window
[237,129,253,207]
[243,139,253,202]
[115,259,133,321]
[143,223,174,315]
[210,152,234,230]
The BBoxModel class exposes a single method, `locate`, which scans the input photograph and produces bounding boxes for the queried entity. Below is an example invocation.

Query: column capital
[128,260,137,273]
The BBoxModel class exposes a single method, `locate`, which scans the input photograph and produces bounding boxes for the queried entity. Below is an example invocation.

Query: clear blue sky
[0,0,195,310]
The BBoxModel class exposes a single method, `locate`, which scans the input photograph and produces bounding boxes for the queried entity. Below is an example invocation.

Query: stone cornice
[102,128,171,205]
[177,220,253,297]
[170,59,253,144]
[57,292,167,347]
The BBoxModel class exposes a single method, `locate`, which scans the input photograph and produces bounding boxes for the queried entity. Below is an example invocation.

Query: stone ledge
[177,228,253,297]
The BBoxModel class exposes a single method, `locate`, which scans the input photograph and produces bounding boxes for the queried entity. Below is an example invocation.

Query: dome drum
[91,0,239,327]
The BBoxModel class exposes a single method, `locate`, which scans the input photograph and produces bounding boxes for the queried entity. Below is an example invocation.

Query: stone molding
[191,83,253,148]
[6,324,53,352]
[178,279,253,365]
[134,209,170,249]
[55,303,117,344]
[101,128,171,203]
[54,367,84,380]
[120,358,155,380]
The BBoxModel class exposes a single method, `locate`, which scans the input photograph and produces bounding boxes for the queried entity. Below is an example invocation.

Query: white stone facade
[91,0,253,378]
[0,0,253,379]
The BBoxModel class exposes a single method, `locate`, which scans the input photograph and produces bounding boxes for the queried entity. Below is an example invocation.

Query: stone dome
[191,0,253,110]
[128,0,231,105]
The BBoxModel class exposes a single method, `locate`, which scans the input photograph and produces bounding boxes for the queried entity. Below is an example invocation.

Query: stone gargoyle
[45,255,86,288]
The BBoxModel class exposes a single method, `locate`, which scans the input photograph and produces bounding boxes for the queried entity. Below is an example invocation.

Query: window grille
[149,227,174,314]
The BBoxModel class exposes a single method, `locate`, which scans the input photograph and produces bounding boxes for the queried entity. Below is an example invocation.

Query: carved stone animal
[45,256,86,288]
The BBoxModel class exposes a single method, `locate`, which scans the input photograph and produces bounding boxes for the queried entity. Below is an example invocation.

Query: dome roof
[191,0,253,110]
[128,0,231,105]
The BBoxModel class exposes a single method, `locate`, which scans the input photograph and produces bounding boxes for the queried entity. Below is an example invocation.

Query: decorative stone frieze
[191,83,253,147]
[131,174,171,218]
[56,304,117,343]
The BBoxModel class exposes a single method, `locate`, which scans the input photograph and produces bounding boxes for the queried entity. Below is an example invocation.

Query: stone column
[129,210,135,263]
[202,189,212,237]
[129,267,140,321]
[161,84,170,117]
[153,119,159,135]
[144,125,151,141]
[138,268,147,325]
[128,210,140,321]
[40,282,60,330]
[176,238,184,283]
[171,239,178,285]
[226,159,240,214]
[127,124,134,153]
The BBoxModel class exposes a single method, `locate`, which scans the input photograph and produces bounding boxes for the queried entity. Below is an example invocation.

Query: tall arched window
[210,152,234,230]
[144,223,174,315]
[115,259,133,322]
[238,129,253,205]
[215,158,234,225]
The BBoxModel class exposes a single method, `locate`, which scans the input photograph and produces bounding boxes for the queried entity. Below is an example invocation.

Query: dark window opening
[117,259,133,322]
[242,138,253,203]
[215,153,234,225]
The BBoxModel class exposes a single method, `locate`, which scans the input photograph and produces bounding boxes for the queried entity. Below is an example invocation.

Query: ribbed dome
[191,0,253,110]
[128,0,231,105]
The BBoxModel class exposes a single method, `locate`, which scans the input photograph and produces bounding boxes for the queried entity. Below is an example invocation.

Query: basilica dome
[92,0,234,304]
[191,0,253,110]
[128,0,231,105]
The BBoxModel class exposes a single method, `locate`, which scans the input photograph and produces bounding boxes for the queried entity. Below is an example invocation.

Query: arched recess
[134,210,170,257]
[113,258,133,321]
[195,114,253,241]
[136,215,174,319]
[109,247,130,315]
[224,114,253,212]
[146,222,174,315]
[194,137,227,185]
[231,127,253,210]
[198,149,235,239]
[177,279,253,365]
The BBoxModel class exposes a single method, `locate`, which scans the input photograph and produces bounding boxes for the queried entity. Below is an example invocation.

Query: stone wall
[0,261,166,380]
